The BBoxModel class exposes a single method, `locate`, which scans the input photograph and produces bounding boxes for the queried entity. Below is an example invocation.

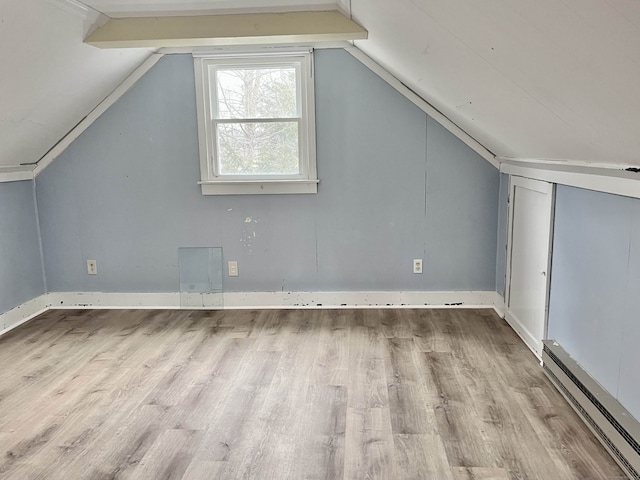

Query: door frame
[504,175,556,359]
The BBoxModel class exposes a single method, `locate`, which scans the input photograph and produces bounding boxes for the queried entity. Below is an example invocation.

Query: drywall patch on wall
[36,49,500,294]
[0,181,46,316]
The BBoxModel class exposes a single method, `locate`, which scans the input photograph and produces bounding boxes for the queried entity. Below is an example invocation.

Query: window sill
[199,179,319,195]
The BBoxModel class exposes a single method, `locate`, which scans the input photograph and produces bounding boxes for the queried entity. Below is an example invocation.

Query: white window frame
[193,51,317,195]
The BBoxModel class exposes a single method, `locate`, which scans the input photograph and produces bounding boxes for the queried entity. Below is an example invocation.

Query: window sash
[212,118,304,179]
[210,63,302,121]
[194,51,316,195]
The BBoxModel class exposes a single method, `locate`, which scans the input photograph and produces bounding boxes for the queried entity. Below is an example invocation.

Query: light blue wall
[0,181,46,317]
[495,173,509,296]
[548,185,640,420]
[36,49,500,294]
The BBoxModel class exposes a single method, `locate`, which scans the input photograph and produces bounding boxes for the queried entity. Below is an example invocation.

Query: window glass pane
[215,66,298,119]
[217,121,299,175]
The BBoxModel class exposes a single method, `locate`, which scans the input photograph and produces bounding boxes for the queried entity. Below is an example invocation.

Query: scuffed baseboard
[48,290,504,311]
[0,295,49,336]
[1,290,504,337]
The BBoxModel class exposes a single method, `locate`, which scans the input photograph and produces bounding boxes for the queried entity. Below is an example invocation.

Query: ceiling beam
[0,166,36,183]
[85,11,367,49]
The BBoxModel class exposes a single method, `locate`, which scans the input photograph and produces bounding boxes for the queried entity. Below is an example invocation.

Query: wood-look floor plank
[388,383,437,435]
[174,337,254,431]
[380,309,412,339]
[38,404,170,480]
[0,307,626,480]
[344,407,396,480]
[451,466,510,480]
[394,434,454,480]
[219,310,322,479]
[180,460,223,479]
[410,309,454,353]
[195,351,281,461]
[310,310,350,386]
[296,384,348,480]
[517,386,625,479]
[125,428,203,480]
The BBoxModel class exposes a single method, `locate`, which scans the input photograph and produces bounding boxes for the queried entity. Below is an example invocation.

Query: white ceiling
[2,0,640,169]
[351,0,640,166]
[0,0,151,168]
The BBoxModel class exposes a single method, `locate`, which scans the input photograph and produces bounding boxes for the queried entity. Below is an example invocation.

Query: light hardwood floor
[0,308,626,480]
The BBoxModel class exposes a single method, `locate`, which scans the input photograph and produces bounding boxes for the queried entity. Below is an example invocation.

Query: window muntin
[194,52,317,195]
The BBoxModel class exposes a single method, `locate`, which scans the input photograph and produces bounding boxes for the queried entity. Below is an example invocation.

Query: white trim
[345,46,499,169]
[0,295,49,336]
[505,310,542,360]
[501,160,640,199]
[107,4,339,18]
[0,166,36,183]
[497,156,639,171]
[47,292,181,309]
[47,290,503,311]
[493,293,506,318]
[33,54,165,177]
[2,291,505,338]
[504,176,555,360]
[222,290,503,310]
[193,51,317,195]
[160,42,352,55]
[199,180,318,195]
[44,0,91,18]
[85,11,367,49]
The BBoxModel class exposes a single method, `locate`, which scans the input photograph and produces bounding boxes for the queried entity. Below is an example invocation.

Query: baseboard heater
[543,340,640,480]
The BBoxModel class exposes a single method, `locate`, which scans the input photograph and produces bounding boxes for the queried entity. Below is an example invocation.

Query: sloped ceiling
[3,0,640,170]
[351,0,640,166]
[0,0,151,168]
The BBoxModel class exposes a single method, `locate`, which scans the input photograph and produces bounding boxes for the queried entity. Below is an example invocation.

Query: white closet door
[506,176,555,358]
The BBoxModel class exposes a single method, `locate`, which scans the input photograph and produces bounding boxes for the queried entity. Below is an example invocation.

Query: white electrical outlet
[87,260,97,275]
[228,261,238,277]
[413,258,423,274]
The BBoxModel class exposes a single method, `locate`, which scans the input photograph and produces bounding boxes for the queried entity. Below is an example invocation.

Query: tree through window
[194,52,317,195]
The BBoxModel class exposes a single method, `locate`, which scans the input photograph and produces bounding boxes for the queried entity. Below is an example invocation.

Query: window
[194,52,317,195]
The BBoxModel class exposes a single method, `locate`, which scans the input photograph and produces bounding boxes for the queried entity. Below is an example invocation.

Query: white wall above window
[193,50,317,195]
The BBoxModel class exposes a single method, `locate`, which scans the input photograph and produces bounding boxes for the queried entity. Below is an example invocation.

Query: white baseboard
[223,290,503,310]
[493,294,506,318]
[1,290,504,338]
[47,291,181,309]
[48,290,503,311]
[0,295,49,336]
[504,309,542,359]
